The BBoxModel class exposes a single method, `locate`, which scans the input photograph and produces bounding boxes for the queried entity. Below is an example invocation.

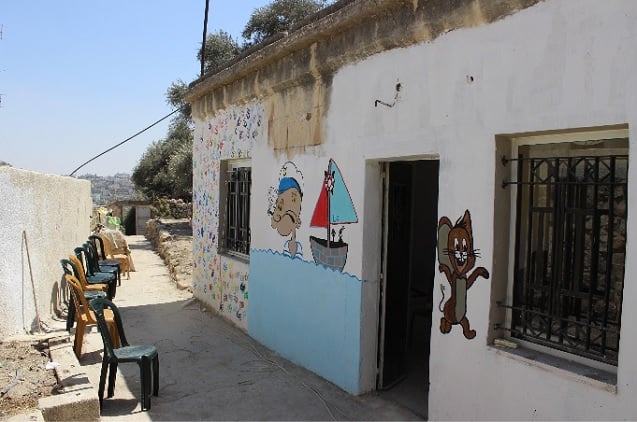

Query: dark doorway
[378,160,439,419]
[123,207,137,235]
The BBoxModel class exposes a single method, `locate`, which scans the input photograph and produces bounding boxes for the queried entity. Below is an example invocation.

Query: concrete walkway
[76,235,422,421]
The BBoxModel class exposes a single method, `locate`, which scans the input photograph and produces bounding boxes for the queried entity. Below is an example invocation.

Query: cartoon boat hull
[310,159,358,272]
[309,236,348,272]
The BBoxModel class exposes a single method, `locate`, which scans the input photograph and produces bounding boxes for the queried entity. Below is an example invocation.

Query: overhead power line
[68,106,184,177]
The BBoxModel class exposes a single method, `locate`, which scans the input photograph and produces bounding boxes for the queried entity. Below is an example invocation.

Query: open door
[377,160,439,418]
[379,162,412,387]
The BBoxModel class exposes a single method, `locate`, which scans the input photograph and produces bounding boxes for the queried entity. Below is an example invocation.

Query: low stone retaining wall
[145,219,193,291]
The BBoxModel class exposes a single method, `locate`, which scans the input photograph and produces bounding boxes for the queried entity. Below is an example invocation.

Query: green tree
[132,83,193,201]
[132,31,239,200]
[165,80,191,122]
[198,30,241,74]
[131,136,191,201]
[242,0,330,46]
[133,1,332,202]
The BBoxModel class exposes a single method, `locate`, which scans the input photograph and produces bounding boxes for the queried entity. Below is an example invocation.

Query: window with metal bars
[222,165,251,257]
[504,140,628,366]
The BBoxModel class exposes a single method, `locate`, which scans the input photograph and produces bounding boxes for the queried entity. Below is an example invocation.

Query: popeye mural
[267,161,304,258]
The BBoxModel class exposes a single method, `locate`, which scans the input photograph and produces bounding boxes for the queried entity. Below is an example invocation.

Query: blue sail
[328,159,358,224]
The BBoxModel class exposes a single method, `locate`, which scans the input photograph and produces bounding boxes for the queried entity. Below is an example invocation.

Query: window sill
[219,250,250,264]
[490,342,617,393]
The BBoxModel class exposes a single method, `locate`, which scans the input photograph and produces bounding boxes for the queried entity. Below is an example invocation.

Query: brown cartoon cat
[437,210,489,339]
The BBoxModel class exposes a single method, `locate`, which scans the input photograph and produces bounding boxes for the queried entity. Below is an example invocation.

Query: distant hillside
[78,173,142,205]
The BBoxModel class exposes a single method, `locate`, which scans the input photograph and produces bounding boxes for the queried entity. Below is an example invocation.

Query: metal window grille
[223,166,251,256]
[505,153,628,365]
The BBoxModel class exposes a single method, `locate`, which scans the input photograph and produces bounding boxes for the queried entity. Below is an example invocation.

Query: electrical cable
[68,106,185,177]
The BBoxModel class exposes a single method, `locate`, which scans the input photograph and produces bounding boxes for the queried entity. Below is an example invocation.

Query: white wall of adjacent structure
[320,0,637,419]
[0,167,92,338]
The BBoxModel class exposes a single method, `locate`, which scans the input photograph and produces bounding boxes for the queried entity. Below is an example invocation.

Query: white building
[186,0,637,418]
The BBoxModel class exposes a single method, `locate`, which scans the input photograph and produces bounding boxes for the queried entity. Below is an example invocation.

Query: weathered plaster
[0,167,92,338]
[187,0,544,152]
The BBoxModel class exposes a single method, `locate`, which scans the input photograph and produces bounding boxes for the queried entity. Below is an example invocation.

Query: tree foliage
[131,82,193,201]
[198,31,241,74]
[242,0,330,46]
[133,0,333,202]
[165,80,191,122]
[131,134,193,201]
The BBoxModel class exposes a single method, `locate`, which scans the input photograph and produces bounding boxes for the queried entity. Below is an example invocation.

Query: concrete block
[39,389,100,421]
[38,335,100,421]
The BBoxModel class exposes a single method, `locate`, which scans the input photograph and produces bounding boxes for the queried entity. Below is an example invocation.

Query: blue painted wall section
[248,249,364,394]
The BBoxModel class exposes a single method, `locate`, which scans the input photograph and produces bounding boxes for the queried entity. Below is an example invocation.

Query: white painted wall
[0,167,92,338]
[321,0,637,418]
[190,0,637,417]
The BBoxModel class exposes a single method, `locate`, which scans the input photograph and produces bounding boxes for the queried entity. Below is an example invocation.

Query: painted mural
[192,101,265,328]
[309,159,359,272]
[267,161,305,259]
[250,158,365,393]
[220,261,249,321]
[437,209,489,339]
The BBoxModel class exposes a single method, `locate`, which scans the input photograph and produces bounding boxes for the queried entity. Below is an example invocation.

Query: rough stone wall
[145,218,193,291]
[0,167,92,338]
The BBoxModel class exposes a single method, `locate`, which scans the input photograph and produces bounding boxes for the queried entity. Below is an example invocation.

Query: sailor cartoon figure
[268,162,304,258]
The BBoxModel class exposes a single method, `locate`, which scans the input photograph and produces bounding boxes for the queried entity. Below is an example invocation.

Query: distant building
[78,173,141,205]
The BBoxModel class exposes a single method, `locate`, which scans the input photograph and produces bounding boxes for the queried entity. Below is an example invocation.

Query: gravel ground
[0,338,60,418]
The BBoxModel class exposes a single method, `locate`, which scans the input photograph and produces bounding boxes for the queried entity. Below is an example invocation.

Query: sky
[0,1,271,177]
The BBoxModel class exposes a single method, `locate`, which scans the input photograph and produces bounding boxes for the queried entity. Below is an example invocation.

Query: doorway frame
[358,156,439,394]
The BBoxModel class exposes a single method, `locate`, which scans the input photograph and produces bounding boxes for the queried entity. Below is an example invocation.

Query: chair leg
[73,322,86,358]
[152,355,159,396]
[108,282,116,300]
[66,299,75,331]
[145,362,152,410]
[107,362,118,398]
[98,360,108,410]
[140,357,151,410]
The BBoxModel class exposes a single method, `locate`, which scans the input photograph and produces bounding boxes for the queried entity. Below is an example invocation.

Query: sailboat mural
[309,159,358,271]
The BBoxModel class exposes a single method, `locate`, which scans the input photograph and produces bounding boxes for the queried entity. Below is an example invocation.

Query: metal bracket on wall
[375,82,402,108]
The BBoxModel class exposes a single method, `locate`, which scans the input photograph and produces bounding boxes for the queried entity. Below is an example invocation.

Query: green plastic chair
[60,258,108,331]
[84,241,121,286]
[89,297,159,412]
[88,235,122,286]
[73,246,117,299]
